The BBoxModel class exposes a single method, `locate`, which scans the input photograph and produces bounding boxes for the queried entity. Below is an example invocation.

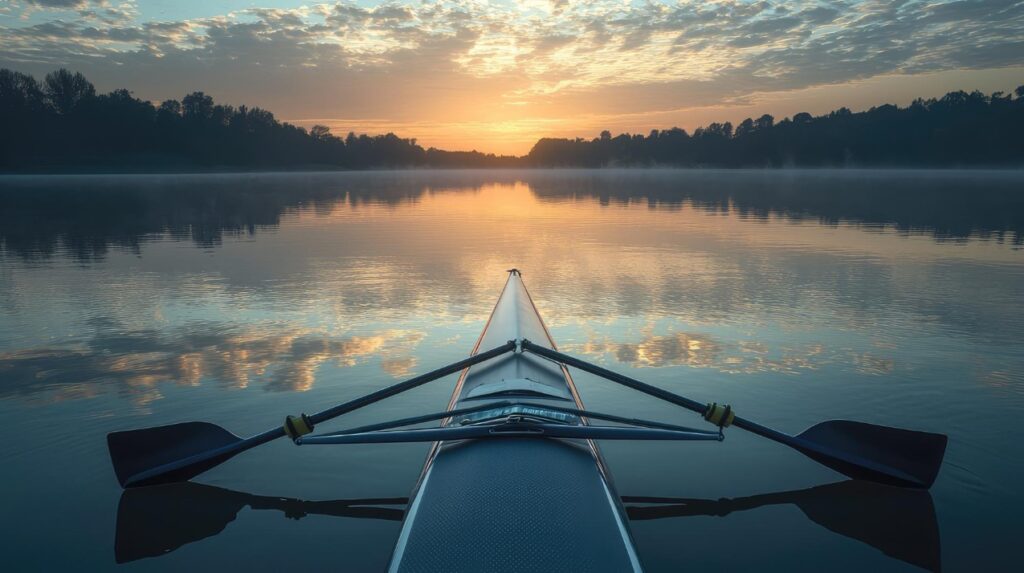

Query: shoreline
[3,165,1024,177]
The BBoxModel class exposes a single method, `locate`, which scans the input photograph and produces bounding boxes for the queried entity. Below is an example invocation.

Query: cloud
[0,0,1021,150]
[23,0,91,7]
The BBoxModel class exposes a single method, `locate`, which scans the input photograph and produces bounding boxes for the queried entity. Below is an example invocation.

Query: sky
[1,1,1023,154]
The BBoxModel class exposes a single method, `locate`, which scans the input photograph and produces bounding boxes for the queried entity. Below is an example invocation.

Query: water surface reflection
[1,170,1021,263]
[0,323,424,405]
[0,170,1021,571]
[116,480,938,571]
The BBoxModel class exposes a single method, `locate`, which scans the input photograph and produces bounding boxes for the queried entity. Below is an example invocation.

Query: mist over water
[1,169,1022,571]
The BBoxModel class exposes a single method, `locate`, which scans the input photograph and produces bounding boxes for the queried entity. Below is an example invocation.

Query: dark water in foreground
[1,169,1022,571]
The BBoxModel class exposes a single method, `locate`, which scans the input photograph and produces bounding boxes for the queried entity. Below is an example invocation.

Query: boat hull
[388,272,641,572]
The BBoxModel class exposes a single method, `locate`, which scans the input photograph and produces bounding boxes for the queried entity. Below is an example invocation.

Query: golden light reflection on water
[291,180,1021,332]
[1,171,1021,409]
[311,179,1022,267]
[270,177,1022,342]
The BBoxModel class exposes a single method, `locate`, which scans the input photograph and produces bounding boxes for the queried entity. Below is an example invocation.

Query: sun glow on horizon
[287,67,1024,155]
[2,1,1022,155]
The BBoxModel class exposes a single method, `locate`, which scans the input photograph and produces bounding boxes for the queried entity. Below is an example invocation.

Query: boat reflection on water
[114,483,407,564]
[624,480,940,572]
[115,480,939,571]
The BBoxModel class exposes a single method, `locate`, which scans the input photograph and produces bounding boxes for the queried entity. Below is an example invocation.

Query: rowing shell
[388,270,643,572]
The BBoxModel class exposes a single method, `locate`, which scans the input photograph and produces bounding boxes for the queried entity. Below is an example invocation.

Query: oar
[622,480,940,572]
[520,340,947,488]
[107,341,516,488]
[115,482,407,563]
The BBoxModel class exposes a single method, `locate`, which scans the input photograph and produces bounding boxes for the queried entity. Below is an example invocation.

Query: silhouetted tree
[0,69,45,113]
[0,68,509,170]
[44,69,95,115]
[1,67,1022,171]
[310,125,332,141]
[181,92,214,121]
[755,114,774,131]
[527,86,1024,167]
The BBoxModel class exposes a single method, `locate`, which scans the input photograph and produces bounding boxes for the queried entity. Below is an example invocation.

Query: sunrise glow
[3,1,1022,154]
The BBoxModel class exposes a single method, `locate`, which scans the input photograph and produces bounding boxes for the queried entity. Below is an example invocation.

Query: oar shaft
[522,341,792,443]
[308,340,516,425]
[522,340,705,412]
[121,341,517,487]
[521,340,943,488]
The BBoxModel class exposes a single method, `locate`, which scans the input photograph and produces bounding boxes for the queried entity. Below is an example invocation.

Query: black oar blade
[108,422,242,487]
[795,420,947,489]
[115,483,247,563]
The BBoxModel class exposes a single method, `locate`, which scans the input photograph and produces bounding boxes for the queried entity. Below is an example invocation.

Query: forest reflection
[0,170,1021,262]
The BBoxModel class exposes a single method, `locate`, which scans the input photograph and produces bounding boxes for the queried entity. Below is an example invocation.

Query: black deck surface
[392,437,637,572]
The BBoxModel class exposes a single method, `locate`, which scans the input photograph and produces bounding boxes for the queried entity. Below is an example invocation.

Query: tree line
[527,87,1024,167]
[0,68,515,170]
[1,68,1022,170]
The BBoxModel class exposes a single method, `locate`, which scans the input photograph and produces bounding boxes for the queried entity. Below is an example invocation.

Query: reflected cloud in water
[1,170,1019,406]
[0,323,424,405]
[576,333,722,369]
[571,332,829,375]
[853,352,896,376]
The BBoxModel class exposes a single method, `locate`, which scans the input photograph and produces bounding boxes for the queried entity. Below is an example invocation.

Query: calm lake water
[1,169,1022,571]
